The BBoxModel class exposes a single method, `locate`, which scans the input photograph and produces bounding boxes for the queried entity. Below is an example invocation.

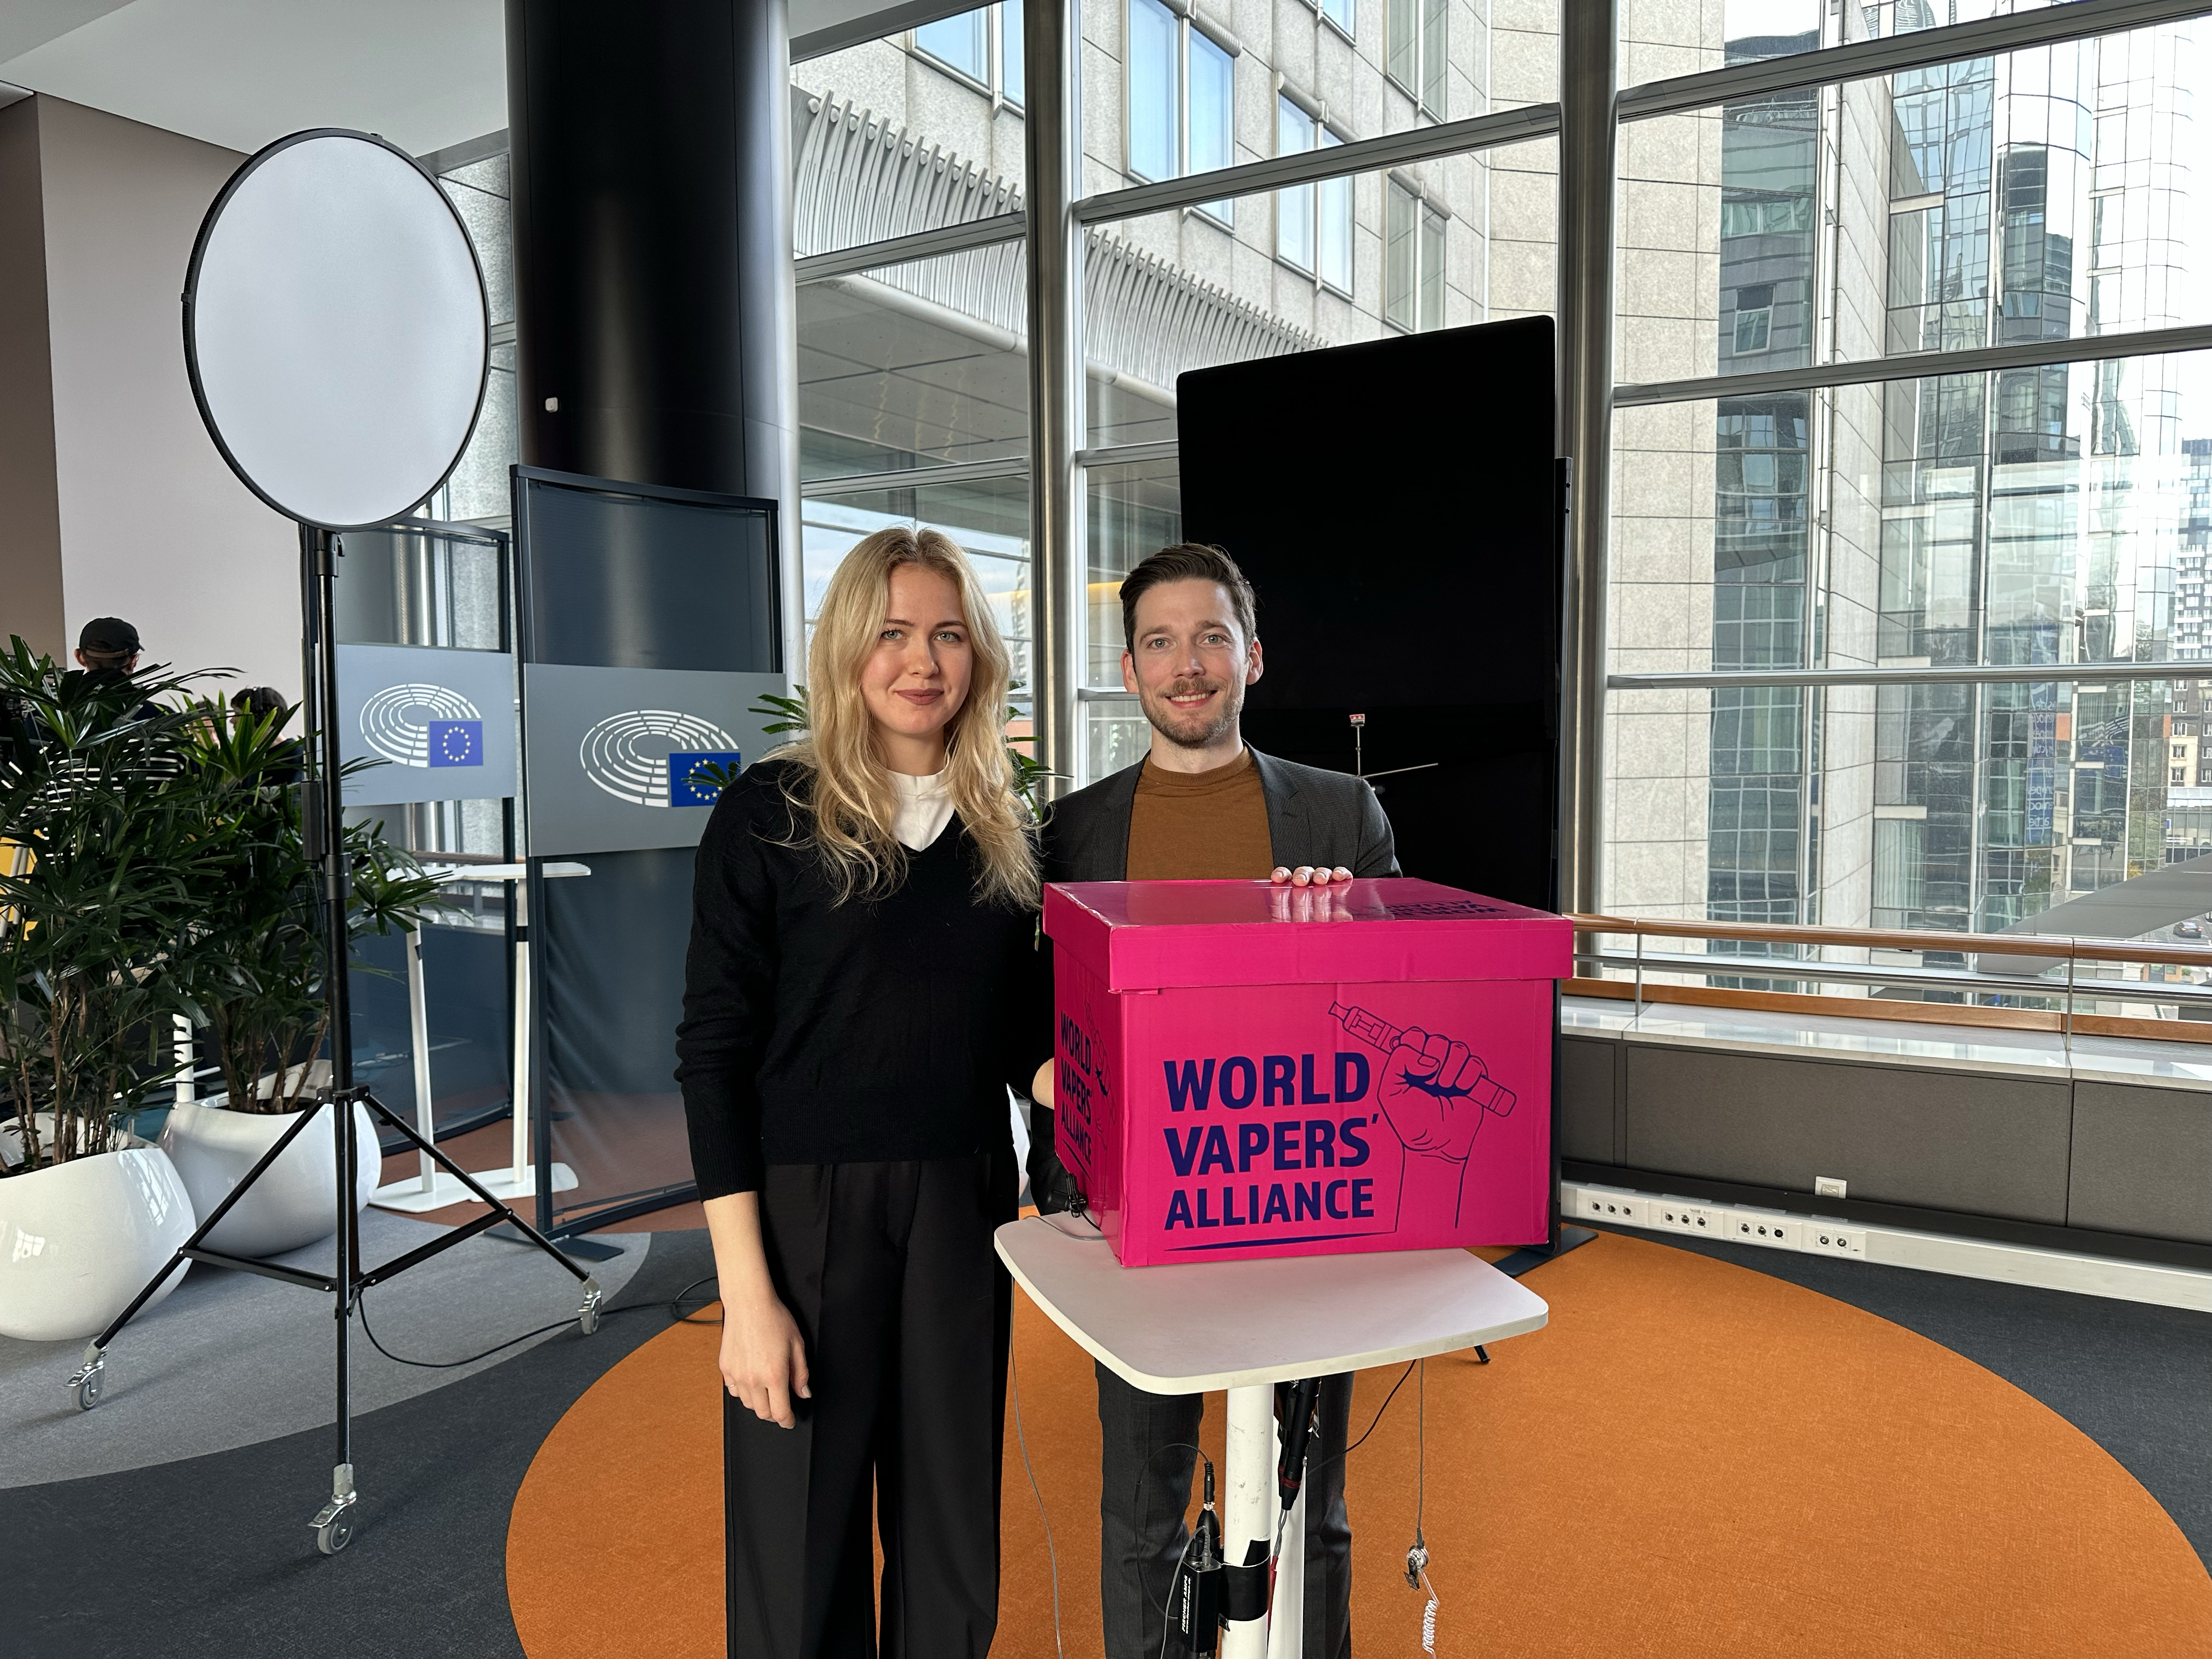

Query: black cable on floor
[355,1272,725,1370]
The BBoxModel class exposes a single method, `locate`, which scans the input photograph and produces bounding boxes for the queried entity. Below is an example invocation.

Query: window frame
[910,4,1025,108]
[1276,95,1354,295]
[1124,0,1238,229]
[1383,175,1444,330]
[1384,0,1446,120]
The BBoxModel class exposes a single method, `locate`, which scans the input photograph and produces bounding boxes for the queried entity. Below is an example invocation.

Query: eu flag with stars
[670,750,743,806]
[426,720,484,768]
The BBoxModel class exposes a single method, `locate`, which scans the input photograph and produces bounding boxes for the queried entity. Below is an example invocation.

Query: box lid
[1043,877,1572,991]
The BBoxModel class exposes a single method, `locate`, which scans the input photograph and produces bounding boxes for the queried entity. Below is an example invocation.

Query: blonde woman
[676,526,1047,1659]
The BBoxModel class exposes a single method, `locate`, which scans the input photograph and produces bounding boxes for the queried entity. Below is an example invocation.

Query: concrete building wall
[1,97,298,698]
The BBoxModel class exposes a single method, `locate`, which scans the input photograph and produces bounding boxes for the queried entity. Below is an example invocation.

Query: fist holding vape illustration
[1331,1001,1515,1222]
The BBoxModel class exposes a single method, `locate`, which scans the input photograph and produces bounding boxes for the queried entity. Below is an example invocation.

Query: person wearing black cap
[57,617,162,727]
[72,617,142,678]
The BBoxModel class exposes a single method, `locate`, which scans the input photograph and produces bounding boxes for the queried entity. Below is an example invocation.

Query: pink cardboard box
[1045,877,1572,1267]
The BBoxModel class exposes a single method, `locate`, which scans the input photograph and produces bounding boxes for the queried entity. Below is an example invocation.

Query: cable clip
[1403,1537,1427,1589]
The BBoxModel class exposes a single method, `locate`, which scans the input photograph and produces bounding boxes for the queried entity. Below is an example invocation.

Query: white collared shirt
[891,768,956,851]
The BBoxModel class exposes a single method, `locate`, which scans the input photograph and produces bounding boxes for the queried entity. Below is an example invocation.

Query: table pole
[405,926,437,1193]
[1223,1384,1277,1659]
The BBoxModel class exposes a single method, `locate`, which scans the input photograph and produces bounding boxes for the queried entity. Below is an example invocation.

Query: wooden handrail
[1568,911,2212,972]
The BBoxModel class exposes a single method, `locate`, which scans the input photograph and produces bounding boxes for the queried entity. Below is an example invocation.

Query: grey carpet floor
[1577,1222,2212,1567]
[0,1206,645,1488]
[4,1228,717,1659]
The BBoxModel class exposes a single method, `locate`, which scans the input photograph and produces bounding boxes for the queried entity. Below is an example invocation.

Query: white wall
[32,95,299,699]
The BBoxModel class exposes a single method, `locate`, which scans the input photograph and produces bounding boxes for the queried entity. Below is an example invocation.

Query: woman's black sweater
[675,759,1050,1200]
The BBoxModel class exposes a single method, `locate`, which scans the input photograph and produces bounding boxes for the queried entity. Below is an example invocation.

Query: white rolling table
[995,1218,1549,1659]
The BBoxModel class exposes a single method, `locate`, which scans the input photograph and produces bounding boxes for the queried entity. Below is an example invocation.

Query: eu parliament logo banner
[522,663,787,856]
[335,643,519,804]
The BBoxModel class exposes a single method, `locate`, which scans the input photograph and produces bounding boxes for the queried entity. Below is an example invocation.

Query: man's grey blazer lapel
[1070,760,1142,881]
[1251,747,1302,868]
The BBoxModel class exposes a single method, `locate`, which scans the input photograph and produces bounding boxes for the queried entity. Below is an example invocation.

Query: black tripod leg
[312,1096,359,1555]
[69,1097,336,1411]
[361,1093,594,1288]
[356,1092,603,1334]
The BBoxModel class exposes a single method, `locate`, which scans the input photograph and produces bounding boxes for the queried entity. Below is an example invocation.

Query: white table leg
[1223,1384,1277,1659]
[1265,1482,1306,1659]
[407,926,437,1191]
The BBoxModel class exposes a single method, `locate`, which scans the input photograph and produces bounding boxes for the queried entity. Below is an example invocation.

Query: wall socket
[1575,1188,1650,1227]
[1652,1198,1723,1237]
[1725,1208,1803,1250]
[1805,1220,1866,1257]
[1813,1176,1849,1199]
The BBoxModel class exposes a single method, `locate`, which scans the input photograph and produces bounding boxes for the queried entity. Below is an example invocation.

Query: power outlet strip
[1571,1186,1650,1227]
[1559,1182,2212,1314]
[1725,1207,1803,1250]
[1805,1218,1866,1257]
[1652,1197,1724,1238]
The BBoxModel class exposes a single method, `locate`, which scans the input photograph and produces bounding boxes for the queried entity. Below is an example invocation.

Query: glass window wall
[792,18,1028,259]
[1609,343,2210,943]
[1080,0,1557,210]
[803,476,1034,697]
[1084,138,1556,447]
[798,244,1029,479]
[1616,31,2207,389]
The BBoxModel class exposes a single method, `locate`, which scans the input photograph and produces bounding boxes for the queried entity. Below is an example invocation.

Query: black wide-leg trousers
[725,1152,1017,1659]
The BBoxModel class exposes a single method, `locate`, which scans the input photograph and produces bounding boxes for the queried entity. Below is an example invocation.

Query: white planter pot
[159,1100,382,1260]
[0,1147,197,1342]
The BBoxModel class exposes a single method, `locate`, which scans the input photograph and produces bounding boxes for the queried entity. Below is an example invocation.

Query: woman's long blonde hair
[775,526,1039,909]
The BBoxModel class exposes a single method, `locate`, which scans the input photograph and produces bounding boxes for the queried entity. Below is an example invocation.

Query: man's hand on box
[1271,865,1354,887]
[1377,1026,1485,1161]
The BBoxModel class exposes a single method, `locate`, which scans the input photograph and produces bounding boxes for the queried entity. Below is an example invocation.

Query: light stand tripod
[65,524,602,1556]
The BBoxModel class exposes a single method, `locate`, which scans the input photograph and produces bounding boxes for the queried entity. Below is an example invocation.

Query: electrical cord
[355,1271,724,1370]
[1034,1210,1111,1243]
[1135,1440,1215,1629]
[1010,1348,1068,1659]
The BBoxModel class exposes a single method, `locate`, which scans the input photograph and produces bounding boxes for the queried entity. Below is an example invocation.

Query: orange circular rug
[506,1232,2212,1657]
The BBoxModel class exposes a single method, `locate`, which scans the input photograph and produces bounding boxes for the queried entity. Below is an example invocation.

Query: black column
[505,0,795,501]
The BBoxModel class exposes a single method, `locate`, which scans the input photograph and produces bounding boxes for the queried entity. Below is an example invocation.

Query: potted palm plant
[0,640,228,1341]
[159,696,443,1258]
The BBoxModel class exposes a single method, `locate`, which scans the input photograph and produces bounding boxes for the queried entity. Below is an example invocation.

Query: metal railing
[1567,911,2212,1049]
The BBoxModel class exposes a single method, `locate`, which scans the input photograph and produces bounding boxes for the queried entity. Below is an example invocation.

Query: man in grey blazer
[1031,543,1397,1659]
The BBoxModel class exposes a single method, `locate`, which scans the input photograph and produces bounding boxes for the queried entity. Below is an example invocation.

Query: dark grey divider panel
[1558,1034,1618,1165]
[514,466,782,1233]
[2068,1081,2212,1244]
[1623,1043,2074,1224]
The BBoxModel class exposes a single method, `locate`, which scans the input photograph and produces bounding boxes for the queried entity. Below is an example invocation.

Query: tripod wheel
[577,1277,603,1336]
[67,1358,105,1412]
[314,1511,355,1555]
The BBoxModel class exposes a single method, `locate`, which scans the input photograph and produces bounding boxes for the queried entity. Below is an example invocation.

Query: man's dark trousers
[1096,1365,1354,1659]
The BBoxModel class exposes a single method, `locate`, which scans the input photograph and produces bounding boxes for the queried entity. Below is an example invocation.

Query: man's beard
[1142,677,1242,749]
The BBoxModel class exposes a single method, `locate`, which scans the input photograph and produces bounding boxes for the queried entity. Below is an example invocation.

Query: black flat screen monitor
[1175,316,1561,910]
